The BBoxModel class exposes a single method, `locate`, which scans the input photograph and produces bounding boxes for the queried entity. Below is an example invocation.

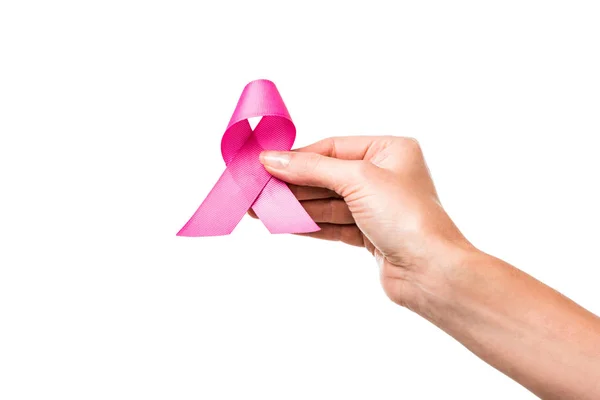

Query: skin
[249,136,600,400]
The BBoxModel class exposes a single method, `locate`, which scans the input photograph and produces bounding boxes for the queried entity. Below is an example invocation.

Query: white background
[1,1,599,399]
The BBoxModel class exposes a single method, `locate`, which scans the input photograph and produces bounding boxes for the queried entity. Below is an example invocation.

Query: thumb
[259,150,366,194]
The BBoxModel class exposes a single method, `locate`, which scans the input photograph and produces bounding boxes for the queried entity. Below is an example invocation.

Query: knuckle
[356,160,373,178]
[326,137,338,158]
[395,137,425,162]
[303,152,323,174]
[321,200,335,222]
[331,200,351,222]
[397,136,421,151]
[337,160,372,196]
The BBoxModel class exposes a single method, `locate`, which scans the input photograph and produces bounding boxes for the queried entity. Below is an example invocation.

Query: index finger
[293,136,394,160]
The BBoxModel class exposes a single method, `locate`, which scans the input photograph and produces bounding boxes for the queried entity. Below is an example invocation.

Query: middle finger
[288,184,340,201]
[301,199,354,224]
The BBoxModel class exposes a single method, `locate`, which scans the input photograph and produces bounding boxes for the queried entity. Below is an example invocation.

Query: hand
[254,136,474,310]
[255,136,600,399]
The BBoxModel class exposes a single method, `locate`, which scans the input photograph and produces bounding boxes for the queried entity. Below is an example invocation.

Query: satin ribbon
[177,79,320,237]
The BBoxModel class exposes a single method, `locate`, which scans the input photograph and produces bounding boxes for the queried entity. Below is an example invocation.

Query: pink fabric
[177,79,320,237]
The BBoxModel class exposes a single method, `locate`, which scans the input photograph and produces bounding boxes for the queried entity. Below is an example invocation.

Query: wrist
[401,241,489,325]
[400,243,600,400]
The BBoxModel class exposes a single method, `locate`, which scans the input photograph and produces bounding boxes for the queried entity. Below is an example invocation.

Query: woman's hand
[253,136,473,310]
[255,136,600,400]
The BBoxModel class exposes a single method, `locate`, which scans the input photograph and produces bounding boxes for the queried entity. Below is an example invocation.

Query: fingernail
[260,151,290,169]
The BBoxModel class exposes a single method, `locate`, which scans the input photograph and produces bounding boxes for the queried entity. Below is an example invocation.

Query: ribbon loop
[177,80,320,237]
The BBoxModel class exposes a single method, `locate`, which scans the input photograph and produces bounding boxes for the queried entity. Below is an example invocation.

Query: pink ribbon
[177,79,320,237]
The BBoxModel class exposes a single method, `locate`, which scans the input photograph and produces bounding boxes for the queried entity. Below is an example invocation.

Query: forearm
[414,249,600,399]
[264,136,600,396]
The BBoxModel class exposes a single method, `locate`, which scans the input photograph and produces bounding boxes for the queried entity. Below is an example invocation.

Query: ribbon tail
[177,169,261,237]
[252,178,320,234]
